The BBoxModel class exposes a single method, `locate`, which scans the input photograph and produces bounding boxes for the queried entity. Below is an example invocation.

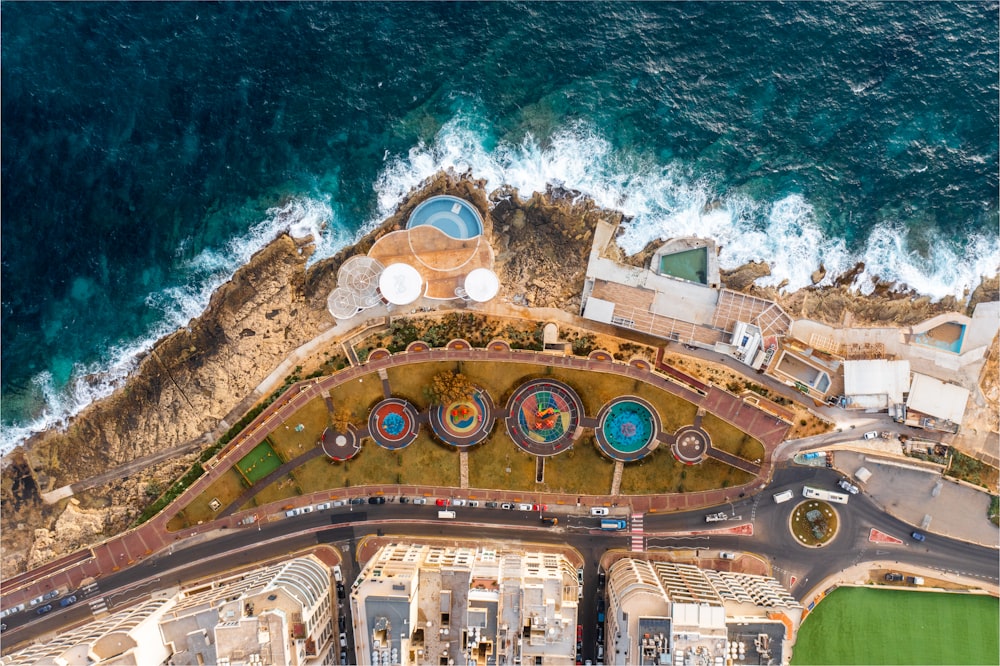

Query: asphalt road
[3,481,997,661]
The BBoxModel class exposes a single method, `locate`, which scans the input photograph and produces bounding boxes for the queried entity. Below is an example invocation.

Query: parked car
[863,431,879,440]
[436,498,449,507]
[884,572,904,582]
[485,501,499,508]
[59,596,77,608]
[911,531,926,542]
[36,604,52,615]
[501,503,513,510]
[368,496,386,504]
[349,497,365,505]
[412,498,427,505]
[590,507,609,516]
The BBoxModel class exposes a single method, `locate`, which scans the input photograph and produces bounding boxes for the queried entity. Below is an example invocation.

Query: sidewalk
[834,450,998,547]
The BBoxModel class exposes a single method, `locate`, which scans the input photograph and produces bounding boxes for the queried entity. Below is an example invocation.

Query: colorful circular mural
[594,396,661,462]
[505,379,583,456]
[428,385,494,448]
[368,398,419,450]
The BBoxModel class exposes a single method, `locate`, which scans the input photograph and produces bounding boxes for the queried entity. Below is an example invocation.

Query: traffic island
[789,500,839,547]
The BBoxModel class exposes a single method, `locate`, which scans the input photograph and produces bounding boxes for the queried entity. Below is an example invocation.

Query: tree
[332,406,353,432]
[428,371,477,405]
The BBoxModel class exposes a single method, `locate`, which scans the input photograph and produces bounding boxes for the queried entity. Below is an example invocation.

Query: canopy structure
[379,263,423,305]
[463,267,500,303]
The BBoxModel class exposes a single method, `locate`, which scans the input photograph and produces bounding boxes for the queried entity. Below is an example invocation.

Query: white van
[773,490,794,503]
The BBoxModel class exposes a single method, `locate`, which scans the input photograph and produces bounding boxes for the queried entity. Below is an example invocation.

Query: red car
[533,504,548,511]
[436,499,449,507]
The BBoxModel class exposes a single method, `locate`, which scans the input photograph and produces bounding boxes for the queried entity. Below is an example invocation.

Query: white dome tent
[379,262,423,306]
[463,267,500,303]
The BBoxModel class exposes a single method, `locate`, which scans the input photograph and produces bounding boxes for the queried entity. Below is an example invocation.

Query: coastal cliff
[2,170,994,577]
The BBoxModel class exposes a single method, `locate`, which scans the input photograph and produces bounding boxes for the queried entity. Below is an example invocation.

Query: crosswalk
[631,513,644,552]
[81,582,107,615]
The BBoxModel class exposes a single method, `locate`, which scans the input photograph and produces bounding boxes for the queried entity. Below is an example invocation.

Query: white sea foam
[1,196,342,457]
[372,115,999,298]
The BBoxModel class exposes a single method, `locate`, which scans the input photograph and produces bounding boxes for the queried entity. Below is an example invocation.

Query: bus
[802,486,850,504]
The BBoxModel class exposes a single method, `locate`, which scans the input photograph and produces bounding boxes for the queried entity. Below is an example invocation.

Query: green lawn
[236,440,283,484]
[792,587,999,665]
[701,413,765,462]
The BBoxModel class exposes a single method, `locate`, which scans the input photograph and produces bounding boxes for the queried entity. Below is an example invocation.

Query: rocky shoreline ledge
[2,170,996,577]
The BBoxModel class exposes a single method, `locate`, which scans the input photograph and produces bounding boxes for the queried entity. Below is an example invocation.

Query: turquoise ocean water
[2,2,998,453]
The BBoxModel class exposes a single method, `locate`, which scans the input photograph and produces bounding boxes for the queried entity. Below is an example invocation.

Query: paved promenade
[2,342,787,606]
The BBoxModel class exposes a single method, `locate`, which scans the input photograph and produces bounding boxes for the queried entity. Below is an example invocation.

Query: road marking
[631,514,644,552]
[89,597,108,615]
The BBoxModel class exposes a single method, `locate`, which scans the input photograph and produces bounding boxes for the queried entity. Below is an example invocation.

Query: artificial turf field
[235,440,282,484]
[791,587,999,665]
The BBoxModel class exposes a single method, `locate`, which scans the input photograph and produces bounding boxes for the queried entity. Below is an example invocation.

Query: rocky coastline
[2,169,996,577]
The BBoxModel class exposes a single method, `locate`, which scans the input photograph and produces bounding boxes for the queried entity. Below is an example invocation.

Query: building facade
[350,543,580,666]
[604,559,801,666]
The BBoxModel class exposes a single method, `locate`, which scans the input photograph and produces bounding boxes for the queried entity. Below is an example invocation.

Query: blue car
[911,531,926,542]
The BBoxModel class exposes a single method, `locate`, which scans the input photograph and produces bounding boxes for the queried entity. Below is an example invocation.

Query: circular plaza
[505,379,584,456]
[594,397,660,462]
[368,398,420,450]
[428,385,495,448]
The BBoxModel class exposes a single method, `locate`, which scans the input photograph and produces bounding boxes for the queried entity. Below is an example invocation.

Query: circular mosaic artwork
[368,398,419,450]
[429,386,494,448]
[505,379,583,456]
[594,397,661,462]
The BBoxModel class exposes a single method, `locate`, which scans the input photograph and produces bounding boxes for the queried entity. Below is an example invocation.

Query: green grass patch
[945,450,1000,490]
[167,467,248,531]
[701,413,765,462]
[235,440,283,484]
[541,436,615,494]
[790,500,838,546]
[792,587,999,665]
[620,448,753,495]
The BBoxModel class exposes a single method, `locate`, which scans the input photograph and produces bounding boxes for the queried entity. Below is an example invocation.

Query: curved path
[0,343,788,604]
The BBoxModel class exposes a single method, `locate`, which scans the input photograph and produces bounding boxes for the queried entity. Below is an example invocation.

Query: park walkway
[1,341,787,607]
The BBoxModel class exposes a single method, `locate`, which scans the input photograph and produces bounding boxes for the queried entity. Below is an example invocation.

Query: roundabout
[505,379,584,456]
[790,499,840,547]
[594,396,660,462]
[368,398,420,450]
[428,385,495,448]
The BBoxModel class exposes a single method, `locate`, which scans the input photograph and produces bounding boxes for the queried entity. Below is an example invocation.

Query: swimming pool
[407,195,484,239]
[659,247,708,284]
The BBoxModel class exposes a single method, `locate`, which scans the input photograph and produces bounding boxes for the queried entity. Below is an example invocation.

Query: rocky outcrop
[21,234,318,491]
[490,185,619,311]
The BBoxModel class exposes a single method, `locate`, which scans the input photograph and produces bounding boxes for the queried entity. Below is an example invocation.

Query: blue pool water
[407,195,483,239]
[913,325,966,354]
[603,401,654,453]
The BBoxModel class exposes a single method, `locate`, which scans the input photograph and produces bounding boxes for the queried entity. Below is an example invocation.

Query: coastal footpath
[2,170,997,578]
